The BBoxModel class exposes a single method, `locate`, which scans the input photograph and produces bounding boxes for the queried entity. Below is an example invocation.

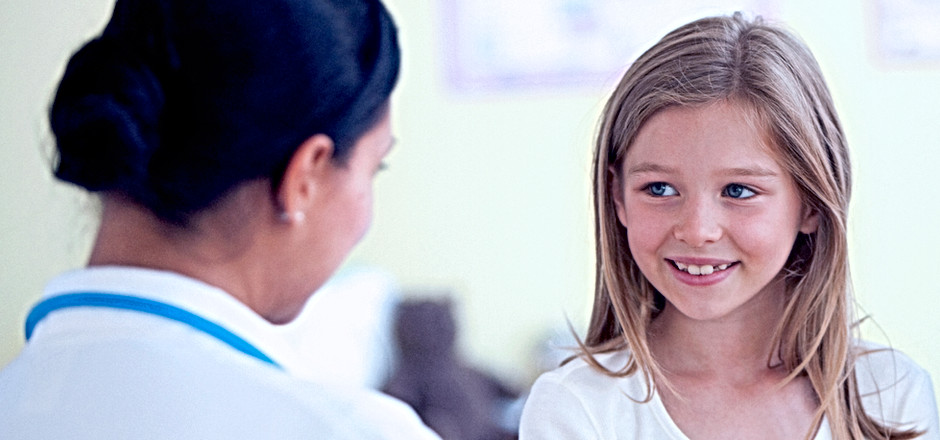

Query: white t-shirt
[520,344,939,439]
[0,267,441,440]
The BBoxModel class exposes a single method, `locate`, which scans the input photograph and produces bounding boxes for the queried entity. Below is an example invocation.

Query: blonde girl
[520,13,938,440]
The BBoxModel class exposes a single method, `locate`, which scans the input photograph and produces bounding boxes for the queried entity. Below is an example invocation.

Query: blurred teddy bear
[383,298,518,440]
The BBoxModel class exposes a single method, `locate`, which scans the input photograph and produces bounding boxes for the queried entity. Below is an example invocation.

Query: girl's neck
[648,280,787,382]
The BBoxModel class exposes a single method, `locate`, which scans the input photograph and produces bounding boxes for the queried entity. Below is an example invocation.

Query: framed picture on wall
[439,0,780,92]
[870,0,940,65]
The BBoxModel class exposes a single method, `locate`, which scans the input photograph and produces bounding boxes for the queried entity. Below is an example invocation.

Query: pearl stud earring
[279,211,306,224]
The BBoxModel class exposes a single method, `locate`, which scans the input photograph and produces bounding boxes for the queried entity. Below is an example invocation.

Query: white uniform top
[520,343,939,439]
[0,267,441,440]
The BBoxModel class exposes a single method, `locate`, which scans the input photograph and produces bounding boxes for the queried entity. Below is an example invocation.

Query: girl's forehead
[623,101,784,169]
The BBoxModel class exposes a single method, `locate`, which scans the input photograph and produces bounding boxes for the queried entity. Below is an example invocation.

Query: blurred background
[2,0,938,417]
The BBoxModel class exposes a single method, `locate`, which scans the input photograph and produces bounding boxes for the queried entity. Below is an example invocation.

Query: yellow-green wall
[1,0,111,368]
[2,0,937,406]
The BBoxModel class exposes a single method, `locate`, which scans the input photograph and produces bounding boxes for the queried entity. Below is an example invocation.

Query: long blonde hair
[584,13,921,439]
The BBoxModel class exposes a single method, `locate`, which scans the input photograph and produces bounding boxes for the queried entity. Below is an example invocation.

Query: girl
[520,13,938,440]
[0,0,439,438]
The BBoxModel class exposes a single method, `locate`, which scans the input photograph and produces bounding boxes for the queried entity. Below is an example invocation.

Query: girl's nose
[672,197,722,247]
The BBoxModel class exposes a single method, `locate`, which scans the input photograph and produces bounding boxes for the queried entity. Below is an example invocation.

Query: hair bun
[51,37,165,195]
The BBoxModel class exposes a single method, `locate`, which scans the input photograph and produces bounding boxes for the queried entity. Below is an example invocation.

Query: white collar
[40,266,306,373]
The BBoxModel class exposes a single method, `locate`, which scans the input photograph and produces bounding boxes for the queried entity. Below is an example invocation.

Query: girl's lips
[667,259,738,286]
[669,259,738,275]
[667,257,737,266]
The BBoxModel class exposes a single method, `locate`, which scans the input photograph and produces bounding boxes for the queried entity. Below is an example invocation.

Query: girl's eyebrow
[720,166,779,177]
[626,163,780,177]
[626,162,677,175]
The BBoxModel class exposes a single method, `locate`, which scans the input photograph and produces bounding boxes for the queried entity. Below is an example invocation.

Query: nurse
[0,0,440,438]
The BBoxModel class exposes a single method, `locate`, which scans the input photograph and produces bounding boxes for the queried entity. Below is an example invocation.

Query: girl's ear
[609,165,628,228]
[799,206,820,234]
[277,134,335,222]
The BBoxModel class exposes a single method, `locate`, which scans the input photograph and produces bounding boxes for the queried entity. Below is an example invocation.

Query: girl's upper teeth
[674,262,730,275]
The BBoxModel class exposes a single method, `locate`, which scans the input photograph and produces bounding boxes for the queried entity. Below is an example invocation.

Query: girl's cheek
[625,203,667,236]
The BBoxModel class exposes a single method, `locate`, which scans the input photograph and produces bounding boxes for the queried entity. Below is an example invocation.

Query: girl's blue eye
[724,183,755,199]
[646,182,677,197]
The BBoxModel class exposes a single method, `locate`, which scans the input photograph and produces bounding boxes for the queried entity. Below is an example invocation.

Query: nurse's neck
[86,187,299,324]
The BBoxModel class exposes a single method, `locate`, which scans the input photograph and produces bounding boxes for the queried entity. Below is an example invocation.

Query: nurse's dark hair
[49,0,400,225]
[582,12,922,440]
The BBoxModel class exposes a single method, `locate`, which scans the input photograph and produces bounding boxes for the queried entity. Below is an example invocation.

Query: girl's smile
[667,258,738,287]
[611,100,818,322]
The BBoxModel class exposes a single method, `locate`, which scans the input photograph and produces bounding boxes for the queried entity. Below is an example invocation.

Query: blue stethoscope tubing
[25,292,280,368]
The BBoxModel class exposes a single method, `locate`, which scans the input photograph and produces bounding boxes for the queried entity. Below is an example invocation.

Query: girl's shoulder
[853,340,931,386]
[529,348,654,407]
[852,340,939,433]
[538,350,640,386]
[521,349,680,439]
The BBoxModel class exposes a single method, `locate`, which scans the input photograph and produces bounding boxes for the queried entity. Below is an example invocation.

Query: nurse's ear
[609,165,628,229]
[276,134,335,224]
